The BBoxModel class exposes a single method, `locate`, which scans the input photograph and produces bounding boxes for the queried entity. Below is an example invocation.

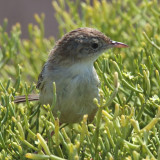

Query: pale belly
[56,80,99,123]
[39,72,100,123]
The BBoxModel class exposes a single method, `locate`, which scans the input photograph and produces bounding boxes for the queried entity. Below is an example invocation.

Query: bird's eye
[91,43,99,49]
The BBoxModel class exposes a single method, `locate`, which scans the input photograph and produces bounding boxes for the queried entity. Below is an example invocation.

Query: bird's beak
[110,40,128,48]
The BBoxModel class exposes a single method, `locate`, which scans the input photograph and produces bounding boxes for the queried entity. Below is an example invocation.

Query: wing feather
[36,64,46,90]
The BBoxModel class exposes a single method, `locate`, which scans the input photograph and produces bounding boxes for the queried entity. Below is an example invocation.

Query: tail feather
[14,94,39,103]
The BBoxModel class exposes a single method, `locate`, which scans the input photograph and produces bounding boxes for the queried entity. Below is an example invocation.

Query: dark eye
[91,43,99,49]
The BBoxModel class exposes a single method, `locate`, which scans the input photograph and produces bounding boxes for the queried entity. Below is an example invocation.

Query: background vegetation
[0,0,160,159]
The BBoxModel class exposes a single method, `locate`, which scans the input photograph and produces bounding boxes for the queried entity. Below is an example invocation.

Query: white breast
[39,61,100,123]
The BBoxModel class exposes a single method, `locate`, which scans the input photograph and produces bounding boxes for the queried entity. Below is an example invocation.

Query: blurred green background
[0,0,160,159]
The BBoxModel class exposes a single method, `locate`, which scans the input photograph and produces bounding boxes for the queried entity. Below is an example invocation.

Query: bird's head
[49,27,128,64]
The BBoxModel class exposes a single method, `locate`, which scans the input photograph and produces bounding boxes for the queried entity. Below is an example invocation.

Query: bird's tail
[14,94,39,103]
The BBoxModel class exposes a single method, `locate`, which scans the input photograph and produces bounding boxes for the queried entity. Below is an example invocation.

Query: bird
[14,27,128,123]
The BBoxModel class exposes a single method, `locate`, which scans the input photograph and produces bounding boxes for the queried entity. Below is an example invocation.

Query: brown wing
[36,64,46,90]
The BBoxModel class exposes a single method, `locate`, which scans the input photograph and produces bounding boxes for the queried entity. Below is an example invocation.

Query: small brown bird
[15,27,128,123]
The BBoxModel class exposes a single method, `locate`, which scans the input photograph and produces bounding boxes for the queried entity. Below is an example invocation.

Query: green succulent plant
[0,0,160,159]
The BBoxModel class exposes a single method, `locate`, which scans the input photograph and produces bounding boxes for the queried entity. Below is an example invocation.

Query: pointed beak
[110,40,128,48]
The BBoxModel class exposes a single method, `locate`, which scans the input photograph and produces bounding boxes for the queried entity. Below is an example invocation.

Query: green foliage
[0,0,160,159]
